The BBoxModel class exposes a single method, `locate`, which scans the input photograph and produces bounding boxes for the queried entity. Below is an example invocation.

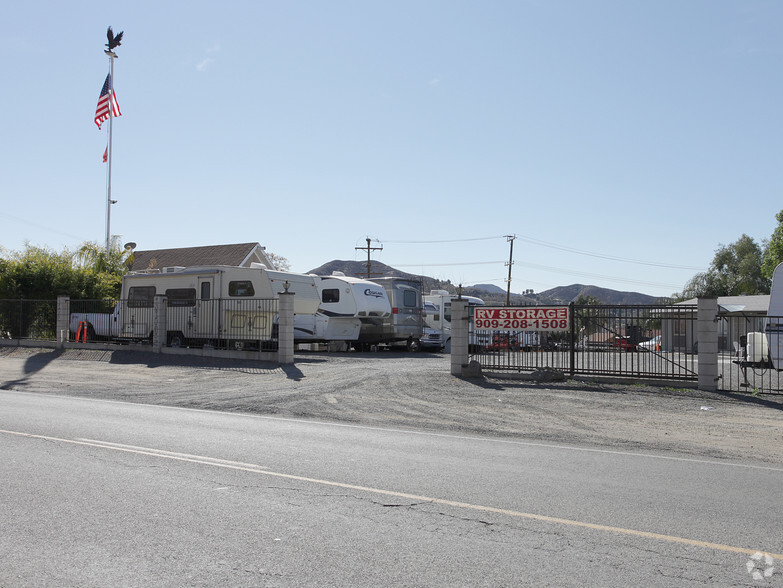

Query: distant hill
[308,261,662,305]
[534,284,660,305]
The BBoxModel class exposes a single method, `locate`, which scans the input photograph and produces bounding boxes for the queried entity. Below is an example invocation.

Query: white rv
[734,262,783,371]
[73,264,320,349]
[293,273,391,345]
[423,290,487,351]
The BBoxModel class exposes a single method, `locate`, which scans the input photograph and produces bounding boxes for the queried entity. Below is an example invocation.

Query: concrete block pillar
[153,295,167,353]
[278,291,295,364]
[697,297,718,392]
[450,299,469,376]
[56,296,70,349]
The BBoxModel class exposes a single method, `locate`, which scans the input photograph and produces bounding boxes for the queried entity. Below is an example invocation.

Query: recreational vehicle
[71,265,320,349]
[423,290,487,351]
[293,273,391,345]
[356,277,423,351]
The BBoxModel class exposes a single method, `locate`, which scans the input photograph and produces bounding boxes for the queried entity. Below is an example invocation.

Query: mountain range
[307,260,664,305]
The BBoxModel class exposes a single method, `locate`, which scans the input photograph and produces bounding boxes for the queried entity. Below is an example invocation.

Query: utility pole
[505,234,516,305]
[355,237,383,279]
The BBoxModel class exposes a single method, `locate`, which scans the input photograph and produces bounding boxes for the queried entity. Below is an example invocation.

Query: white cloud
[196,57,215,72]
[196,42,220,71]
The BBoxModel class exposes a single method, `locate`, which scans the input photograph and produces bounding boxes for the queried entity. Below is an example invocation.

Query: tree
[74,239,132,275]
[762,209,783,279]
[680,234,769,298]
[265,251,291,271]
[0,242,124,300]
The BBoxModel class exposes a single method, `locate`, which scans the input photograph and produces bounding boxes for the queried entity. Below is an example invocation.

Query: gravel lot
[2,346,782,465]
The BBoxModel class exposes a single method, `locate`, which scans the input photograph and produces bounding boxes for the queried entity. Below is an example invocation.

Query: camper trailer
[734,262,783,373]
[73,264,320,349]
[423,290,487,351]
[356,277,423,351]
[293,273,391,345]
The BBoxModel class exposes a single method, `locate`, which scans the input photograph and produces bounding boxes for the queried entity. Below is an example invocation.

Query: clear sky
[2,1,781,298]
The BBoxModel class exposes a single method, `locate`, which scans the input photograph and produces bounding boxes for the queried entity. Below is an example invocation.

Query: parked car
[638,335,661,352]
[613,336,637,351]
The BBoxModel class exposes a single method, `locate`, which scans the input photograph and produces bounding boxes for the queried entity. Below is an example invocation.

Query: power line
[514,235,704,270]
[381,235,506,244]
[380,233,704,271]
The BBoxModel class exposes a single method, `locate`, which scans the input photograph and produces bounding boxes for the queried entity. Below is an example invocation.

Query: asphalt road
[2,389,782,587]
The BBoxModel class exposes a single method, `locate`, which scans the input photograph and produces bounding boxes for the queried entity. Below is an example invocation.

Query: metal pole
[105,52,117,255]
[505,234,515,305]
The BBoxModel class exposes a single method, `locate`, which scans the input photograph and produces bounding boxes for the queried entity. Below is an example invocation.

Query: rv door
[196,277,217,337]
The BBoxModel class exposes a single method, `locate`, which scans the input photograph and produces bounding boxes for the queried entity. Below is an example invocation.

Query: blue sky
[2,1,781,298]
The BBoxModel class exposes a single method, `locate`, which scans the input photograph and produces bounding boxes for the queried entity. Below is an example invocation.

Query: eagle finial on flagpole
[105,27,123,57]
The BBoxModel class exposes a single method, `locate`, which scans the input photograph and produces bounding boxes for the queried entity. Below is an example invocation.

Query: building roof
[128,243,273,272]
[677,294,771,314]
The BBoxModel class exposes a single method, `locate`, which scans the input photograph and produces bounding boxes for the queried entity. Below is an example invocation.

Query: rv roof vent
[332,271,346,277]
[250,262,268,269]
[162,266,186,273]
[431,289,450,295]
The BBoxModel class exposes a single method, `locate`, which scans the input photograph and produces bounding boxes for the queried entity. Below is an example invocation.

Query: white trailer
[764,262,783,369]
[293,273,391,345]
[423,290,486,351]
[71,264,320,348]
[735,262,783,373]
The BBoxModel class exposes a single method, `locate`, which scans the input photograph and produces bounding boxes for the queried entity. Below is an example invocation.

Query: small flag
[94,74,121,129]
[103,146,108,163]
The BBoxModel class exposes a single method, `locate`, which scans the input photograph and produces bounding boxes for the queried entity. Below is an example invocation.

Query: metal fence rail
[472,303,699,381]
[66,297,279,350]
[0,299,57,340]
[718,313,783,394]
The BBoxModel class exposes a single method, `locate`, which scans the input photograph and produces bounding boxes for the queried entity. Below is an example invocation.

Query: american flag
[94,74,121,129]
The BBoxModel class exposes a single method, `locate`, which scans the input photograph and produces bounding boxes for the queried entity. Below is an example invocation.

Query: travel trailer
[70,264,320,349]
[738,262,783,370]
[423,290,487,351]
[356,277,423,351]
[293,273,391,345]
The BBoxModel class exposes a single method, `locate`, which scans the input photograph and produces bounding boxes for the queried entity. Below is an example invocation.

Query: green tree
[762,209,783,279]
[680,234,769,298]
[0,242,125,300]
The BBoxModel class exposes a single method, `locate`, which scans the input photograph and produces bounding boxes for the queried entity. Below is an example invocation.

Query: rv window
[229,280,255,297]
[200,282,211,300]
[444,302,452,323]
[403,290,417,308]
[322,288,340,304]
[128,286,156,308]
[166,288,196,307]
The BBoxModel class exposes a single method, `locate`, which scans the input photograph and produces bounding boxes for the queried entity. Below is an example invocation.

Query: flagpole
[105,50,117,255]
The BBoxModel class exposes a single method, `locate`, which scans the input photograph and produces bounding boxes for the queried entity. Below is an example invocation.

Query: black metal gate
[471,303,698,381]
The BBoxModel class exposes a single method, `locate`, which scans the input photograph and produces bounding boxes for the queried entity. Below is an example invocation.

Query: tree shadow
[0,349,64,390]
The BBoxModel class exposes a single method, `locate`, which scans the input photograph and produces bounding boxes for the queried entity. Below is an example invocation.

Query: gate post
[697,297,718,392]
[450,299,469,376]
[56,296,69,349]
[277,287,295,364]
[153,295,167,353]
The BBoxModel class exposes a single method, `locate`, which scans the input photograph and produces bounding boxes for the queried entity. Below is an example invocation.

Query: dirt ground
[1,346,782,465]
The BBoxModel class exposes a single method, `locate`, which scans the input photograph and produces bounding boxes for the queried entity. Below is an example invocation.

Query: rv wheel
[167,332,185,348]
[407,338,421,352]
